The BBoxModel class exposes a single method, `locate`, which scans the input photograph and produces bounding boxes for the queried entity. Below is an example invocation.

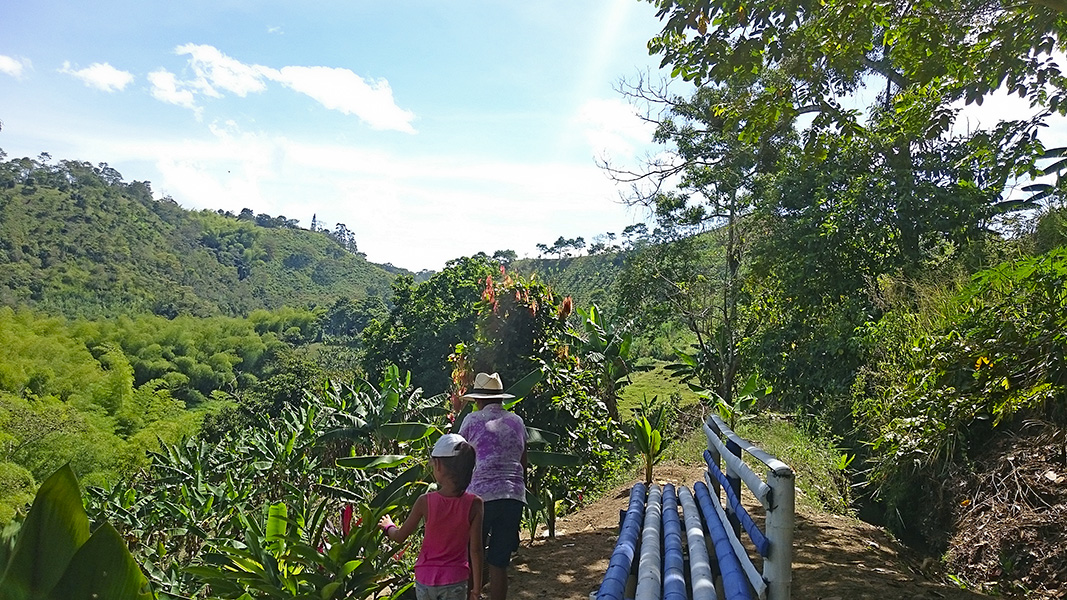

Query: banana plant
[0,465,153,600]
[316,366,446,458]
[697,373,772,429]
[523,426,581,539]
[566,303,646,420]
[630,415,664,486]
[187,500,410,600]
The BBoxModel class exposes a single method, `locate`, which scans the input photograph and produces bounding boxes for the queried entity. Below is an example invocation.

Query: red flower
[341,504,354,537]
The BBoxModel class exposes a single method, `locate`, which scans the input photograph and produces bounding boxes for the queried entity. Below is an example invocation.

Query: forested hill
[0,152,401,319]
[510,252,627,314]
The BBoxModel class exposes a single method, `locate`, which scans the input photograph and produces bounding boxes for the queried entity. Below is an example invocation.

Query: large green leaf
[526,451,582,467]
[336,455,412,469]
[377,422,436,442]
[370,463,426,509]
[48,523,152,600]
[506,369,542,400]
[524,427,560,447]
[0,465,89,600]
[266,503,288,554]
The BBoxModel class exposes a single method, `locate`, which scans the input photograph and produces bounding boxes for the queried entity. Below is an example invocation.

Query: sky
[0,0,669,271]
[2,2,1062,272]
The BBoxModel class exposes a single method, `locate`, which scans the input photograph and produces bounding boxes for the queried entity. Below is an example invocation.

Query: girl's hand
[378,515,395,532]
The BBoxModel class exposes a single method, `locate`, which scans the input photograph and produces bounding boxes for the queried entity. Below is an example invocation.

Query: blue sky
[0,0,669,271]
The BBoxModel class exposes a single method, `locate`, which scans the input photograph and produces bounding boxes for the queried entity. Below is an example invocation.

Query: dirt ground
[505,463,991,600]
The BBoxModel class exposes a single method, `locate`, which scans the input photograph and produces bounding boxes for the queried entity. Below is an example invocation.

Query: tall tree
[604,81,787,405]
[646,0,1066,142]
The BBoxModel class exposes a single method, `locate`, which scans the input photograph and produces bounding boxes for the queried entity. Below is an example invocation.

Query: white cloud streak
[0,55,27,77]
[268,66,417,133]
[148,69,200,113]
[59,61,134,92]
[150,44,417,133]
[176,43,269,97]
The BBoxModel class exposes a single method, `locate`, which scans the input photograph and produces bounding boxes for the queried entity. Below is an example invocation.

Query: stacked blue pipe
[704,450,771,557]
[635,484,662,600]
[679,486,716,600]
[597,482,647,600]
[694,481,754,600]
[662,484,686,600]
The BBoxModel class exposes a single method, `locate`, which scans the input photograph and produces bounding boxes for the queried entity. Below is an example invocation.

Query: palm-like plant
[568,303,645,420]
[631,415,664,486]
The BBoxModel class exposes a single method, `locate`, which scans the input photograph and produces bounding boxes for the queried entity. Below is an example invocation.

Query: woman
[458,372,526,600]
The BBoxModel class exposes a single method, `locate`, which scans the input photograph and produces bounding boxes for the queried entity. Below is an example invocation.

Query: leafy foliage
[361,254,498,395]
[0,465,152,600]
[0,151,397,320]
[84,368,448,599]
[858,248,1067,540]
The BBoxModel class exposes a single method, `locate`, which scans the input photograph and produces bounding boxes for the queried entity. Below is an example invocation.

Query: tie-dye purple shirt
[459,403,526,503]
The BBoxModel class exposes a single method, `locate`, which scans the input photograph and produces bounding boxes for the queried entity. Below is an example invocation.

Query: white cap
[431,433,468,457]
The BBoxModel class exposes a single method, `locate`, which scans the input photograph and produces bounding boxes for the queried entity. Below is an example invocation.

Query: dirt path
[507,463,989,600]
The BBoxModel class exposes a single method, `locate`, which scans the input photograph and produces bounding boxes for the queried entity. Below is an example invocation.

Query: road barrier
[592,414,794,600]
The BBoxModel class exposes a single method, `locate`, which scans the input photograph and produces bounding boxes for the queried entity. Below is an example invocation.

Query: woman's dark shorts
[482,498,524,568]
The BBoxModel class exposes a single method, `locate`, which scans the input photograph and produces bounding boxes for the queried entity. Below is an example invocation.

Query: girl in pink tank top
[379,434,485,600]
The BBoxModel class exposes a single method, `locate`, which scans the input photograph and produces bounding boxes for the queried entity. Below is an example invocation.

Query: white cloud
[267,26,283,35]
[148,69,201,117]
[153,44,417,133]
[0,55,27,77]
[268,66,417,133]
[59,61,134,92]
[176,43,270,97]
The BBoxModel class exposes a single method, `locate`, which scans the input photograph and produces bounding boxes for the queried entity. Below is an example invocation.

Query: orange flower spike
[558,296,573,319]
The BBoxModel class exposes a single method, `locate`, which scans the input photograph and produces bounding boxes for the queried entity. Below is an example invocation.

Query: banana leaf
[336,455,411,469]
[526,451,581,467]
[0,465,89,598]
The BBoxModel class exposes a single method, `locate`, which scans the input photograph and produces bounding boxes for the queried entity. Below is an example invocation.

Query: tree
[360,255,498,394]
[492,249,518,264]
[604,81,784,407]
[646,0,1067,143]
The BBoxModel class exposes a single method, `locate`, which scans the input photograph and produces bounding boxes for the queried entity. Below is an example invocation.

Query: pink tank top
[414,491,477,586]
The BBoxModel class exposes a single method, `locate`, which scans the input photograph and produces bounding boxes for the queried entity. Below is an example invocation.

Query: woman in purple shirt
[458,372,527,600]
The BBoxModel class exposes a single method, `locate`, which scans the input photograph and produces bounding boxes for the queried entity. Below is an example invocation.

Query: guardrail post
[765,465,795,600]
[705,419,722,498]
[725,437,743,539]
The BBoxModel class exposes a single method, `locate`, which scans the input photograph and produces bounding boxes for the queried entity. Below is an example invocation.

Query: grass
[618,360,703,420]
[733,415,853,514]
[612,364,852,515]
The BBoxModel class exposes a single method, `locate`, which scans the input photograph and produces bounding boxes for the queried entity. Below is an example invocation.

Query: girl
[379,433,484,600]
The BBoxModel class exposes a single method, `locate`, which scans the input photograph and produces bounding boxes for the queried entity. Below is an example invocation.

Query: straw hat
[460,372,515,400]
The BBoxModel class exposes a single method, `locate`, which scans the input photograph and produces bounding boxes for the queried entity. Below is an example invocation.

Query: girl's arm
[468,497,484,600]
[378,494,428,543]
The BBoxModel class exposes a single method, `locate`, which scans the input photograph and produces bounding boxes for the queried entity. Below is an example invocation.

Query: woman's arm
[378,493,428,543]
[468,497,484,600]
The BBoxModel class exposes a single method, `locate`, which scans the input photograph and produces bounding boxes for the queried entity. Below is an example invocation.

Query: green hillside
[510,252,627,315]
[0,153,399,319]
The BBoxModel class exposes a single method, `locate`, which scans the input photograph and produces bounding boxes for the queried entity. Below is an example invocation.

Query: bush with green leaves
[85,366,450,599]
[856,248,1067,541]
[0,465,152,600]
[453,269,628,524]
